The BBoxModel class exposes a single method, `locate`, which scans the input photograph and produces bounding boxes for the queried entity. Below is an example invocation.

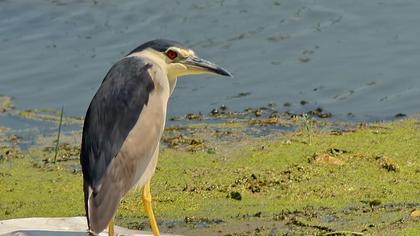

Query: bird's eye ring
[166,50,178,60]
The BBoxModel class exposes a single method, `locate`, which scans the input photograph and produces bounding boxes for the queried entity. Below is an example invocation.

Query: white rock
[0,217,175,236]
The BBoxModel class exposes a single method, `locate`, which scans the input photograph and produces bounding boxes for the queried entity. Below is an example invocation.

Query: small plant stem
[53,106,64,164]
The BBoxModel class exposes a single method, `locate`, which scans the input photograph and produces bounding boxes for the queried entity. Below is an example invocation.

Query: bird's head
[128,39,232,78]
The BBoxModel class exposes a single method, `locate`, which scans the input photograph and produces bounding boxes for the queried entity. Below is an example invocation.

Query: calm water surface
[1,0,420,124]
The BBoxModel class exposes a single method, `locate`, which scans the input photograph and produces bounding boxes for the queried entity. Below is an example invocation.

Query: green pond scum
[0,116,419,235]
[0,96,13,113]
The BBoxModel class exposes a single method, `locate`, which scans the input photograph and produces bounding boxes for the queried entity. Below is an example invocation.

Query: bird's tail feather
[87,176,123,234]
[83,180,91,229]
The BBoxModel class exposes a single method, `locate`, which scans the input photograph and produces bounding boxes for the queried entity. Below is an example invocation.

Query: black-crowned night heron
[80,39,231,236]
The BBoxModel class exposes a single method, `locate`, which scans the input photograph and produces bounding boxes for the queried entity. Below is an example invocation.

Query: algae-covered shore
[0,101,419,235]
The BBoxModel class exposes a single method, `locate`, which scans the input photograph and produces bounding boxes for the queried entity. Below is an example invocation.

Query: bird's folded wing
[80,57,155,189]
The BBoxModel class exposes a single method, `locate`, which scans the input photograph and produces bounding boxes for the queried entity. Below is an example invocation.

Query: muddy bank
[1,105,419,235]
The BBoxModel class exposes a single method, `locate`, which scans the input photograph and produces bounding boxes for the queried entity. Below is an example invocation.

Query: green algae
[0,118,419,235]
[17,108,83,125]
[0,158,83,218]
[0,96,13,113]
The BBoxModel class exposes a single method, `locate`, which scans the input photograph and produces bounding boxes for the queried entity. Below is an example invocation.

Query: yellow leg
[108,220,114,236]
[142,180,160,236]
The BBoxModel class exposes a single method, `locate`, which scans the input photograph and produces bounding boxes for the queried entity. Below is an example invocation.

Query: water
[1,0,420,123]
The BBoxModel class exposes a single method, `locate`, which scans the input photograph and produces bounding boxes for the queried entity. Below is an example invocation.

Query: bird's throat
[168,75,177,96]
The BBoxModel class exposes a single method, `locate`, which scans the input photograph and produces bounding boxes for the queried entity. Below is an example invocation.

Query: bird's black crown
[128,39,187,55]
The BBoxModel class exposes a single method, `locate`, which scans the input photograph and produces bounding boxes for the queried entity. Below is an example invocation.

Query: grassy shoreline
[1,109,419,235]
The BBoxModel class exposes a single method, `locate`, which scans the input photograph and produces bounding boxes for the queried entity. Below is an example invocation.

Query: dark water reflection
[1,0,419,123]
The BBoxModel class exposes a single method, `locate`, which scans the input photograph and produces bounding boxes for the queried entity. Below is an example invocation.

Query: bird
[79,39,231,236]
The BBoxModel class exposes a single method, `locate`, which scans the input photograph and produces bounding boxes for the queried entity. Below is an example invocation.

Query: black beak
[183,56,232,77]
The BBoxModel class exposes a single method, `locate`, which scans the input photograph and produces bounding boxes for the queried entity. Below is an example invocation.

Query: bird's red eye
[166,50,178,60]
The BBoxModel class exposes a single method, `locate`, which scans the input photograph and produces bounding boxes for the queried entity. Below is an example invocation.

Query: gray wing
[80,56,154,189]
